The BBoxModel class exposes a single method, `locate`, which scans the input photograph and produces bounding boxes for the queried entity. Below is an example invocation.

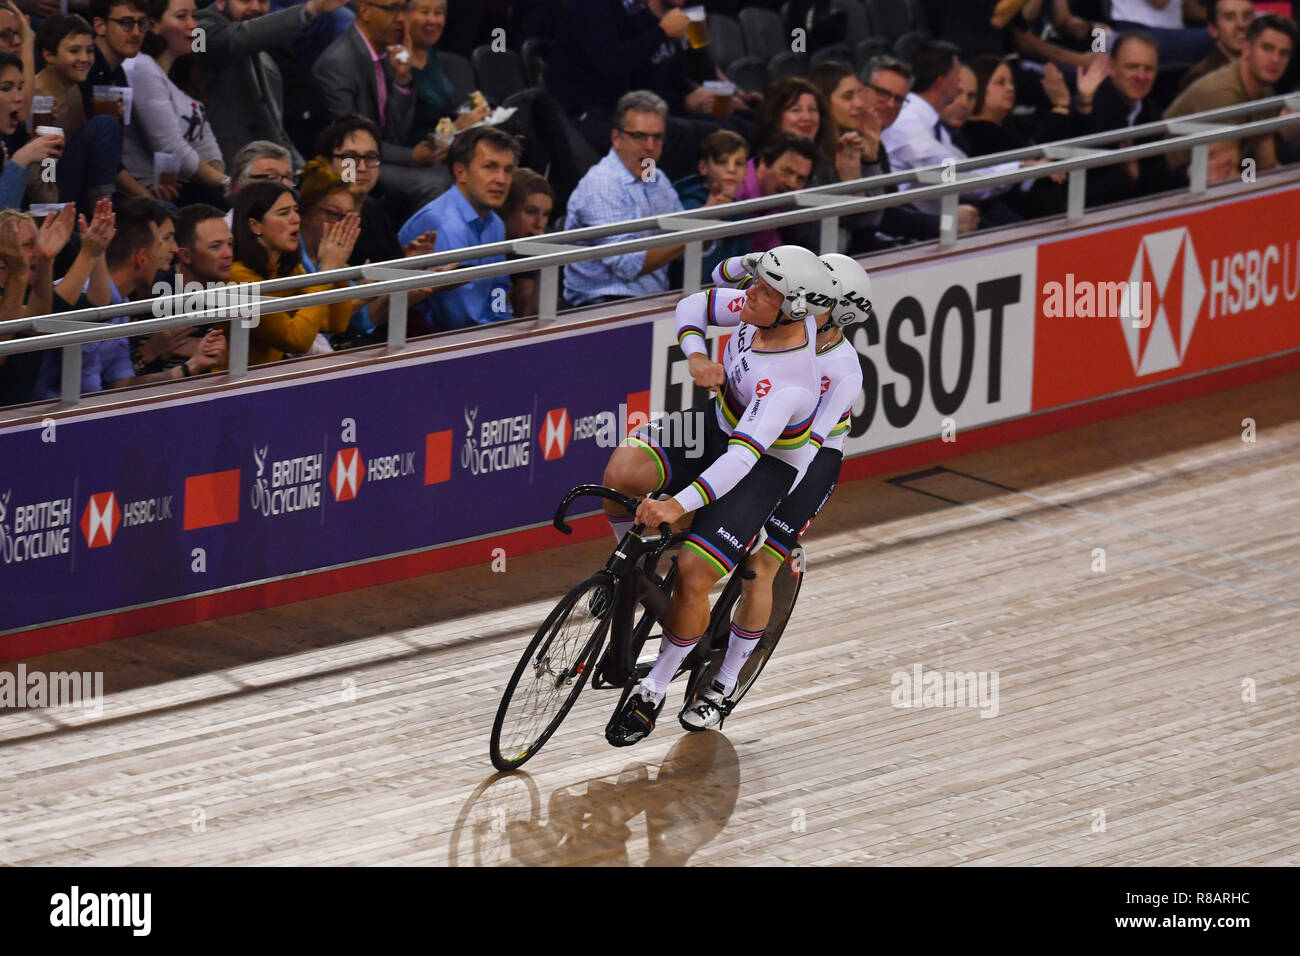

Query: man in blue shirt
[398,126,518,332]
[563,90,686,307]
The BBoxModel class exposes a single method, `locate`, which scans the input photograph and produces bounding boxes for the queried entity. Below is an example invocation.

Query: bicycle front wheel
[490,573,614,771]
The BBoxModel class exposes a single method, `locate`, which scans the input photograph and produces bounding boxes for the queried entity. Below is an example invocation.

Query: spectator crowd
[1,0,1296,405]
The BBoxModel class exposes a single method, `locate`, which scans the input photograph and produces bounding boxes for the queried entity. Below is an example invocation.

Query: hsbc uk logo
[328,447,418,502]
[1121,227,1206,376]
[81,493,120,548]
[79,490,174,548]
[330,449,363,502]
[539,408,571,461]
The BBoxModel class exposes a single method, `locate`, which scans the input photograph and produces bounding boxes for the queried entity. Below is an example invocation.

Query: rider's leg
[714,545,782,692]
[601,443,665,541]
[638,548,720,698]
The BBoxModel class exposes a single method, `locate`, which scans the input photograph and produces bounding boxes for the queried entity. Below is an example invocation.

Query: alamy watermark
[152,274,261,328]
[1042,274,1152,328]
[890,663,999,718]
[0,664,103,717]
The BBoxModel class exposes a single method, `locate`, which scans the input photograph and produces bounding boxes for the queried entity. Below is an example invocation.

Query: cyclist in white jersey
[679,252,875,730]
[601,245,838,746]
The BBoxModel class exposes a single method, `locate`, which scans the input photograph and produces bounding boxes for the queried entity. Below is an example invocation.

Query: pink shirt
[355,24,389,127]
[733,159,781,253]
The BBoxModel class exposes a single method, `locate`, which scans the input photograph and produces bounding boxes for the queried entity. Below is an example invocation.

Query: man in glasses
[853,54,979,249]
[81,0,146,111]
[563,90,686,307]
[79,0,178,202]
[314,0,451,213]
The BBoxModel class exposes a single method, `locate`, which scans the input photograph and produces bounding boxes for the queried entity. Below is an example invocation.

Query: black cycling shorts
[628,400,796,575]
[761,447,843,563]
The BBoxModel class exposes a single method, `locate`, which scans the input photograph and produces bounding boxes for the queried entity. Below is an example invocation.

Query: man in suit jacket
[1073,31,1177,207]
[312,0,450,208]
[854,54,978,250]
[197,0,349,169]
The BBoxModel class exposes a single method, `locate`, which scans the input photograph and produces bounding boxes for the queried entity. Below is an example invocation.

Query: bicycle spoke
[491,576,611,769]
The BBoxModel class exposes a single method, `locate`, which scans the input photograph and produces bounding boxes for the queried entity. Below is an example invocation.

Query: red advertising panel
[1033,186,1300,410]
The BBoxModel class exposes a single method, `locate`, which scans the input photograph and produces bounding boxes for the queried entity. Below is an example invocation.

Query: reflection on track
[451,734,740,866]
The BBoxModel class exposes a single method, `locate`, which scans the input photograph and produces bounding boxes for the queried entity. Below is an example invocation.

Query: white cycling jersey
[672,286,820,514]
[712,256,863,454]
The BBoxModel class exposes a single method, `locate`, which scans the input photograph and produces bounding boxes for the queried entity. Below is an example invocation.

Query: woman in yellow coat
[230,181,361,366]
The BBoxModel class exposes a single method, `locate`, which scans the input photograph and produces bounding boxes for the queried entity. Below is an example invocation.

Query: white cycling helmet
[818,253,876,331]
[750,245,839,324]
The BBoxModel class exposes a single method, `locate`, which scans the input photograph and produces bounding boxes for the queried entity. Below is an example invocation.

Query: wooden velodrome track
[2,372,1298,866]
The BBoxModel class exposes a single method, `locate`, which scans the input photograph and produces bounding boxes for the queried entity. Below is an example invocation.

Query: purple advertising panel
[0,323,654,633]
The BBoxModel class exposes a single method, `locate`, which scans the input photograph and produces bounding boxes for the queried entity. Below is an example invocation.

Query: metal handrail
[3,93,1299,404]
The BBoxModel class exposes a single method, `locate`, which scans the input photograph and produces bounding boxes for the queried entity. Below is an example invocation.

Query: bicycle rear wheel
[687,546,805,712]
[490,573,613,771]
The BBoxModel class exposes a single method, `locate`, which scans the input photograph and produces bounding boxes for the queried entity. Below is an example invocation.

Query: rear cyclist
[679,252,875,730]
[599,245,839,746]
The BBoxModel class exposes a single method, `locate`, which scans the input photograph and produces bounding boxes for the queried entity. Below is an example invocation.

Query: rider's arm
[810,364,864,454]
[672,386,812,514]
[675,288,743,357]
[711,256,749,289]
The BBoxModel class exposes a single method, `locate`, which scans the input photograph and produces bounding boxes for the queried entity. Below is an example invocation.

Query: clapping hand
[403,230,437,257]
[1042,63,1071,111]
[0,218,26,276]
[78,199,117,258]
[317,211,361,272]
[34,203,76,260]
[192,328,227,371]
[1076,54,1111,103]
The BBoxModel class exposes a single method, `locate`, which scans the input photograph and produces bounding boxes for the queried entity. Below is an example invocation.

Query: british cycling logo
[249,443,323,517]
[0,487,73,565]
[461,405,532,475]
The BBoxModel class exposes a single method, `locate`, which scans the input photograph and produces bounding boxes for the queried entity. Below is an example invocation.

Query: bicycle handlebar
[552,484,640,534]
[552,486,673,559]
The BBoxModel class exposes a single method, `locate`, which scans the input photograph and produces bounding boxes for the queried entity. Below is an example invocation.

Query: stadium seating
[726,55,771,94]
[520,36,551,88]
[864,0,915,42]
[437,51,478,108]
[739,6,787,62]
[832,0,872,45]
[810,43,855,68]
[854,36,893,70]
[472,46,528,106]
[709,14,748,70]
[769,51,811,79]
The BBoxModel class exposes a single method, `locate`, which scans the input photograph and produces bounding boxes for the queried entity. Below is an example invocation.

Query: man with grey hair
[219,141,297,226]
[230,141,296,191]
[854,53,978,248]
[563,90,686,307]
